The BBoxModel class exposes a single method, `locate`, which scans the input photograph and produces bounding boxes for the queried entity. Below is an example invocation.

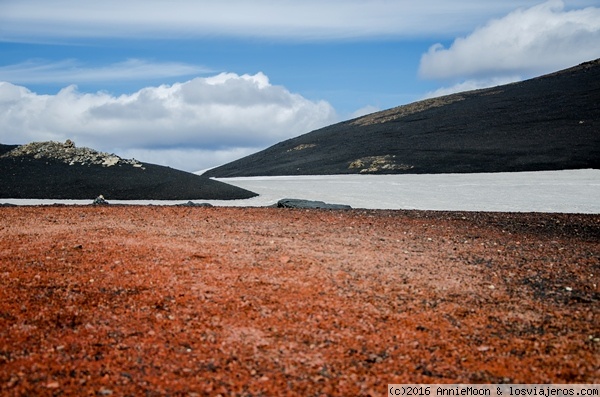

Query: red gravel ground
[0,206,598,396]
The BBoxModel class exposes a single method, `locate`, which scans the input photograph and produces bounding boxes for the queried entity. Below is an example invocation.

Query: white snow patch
[2,169,599,213]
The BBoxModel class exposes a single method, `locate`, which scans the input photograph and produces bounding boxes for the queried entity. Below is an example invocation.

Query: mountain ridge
[0,140,257,200]
[205,59,600,177]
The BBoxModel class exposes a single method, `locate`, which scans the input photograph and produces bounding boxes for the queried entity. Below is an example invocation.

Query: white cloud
[0,59,210,84]
[117,147,259,175]
[1,0,576,41]
[0,73,337,171]
[419,0,600,81]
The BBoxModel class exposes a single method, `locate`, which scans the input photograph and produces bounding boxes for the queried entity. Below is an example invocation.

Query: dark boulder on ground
[277,198,352,210]
[0,141,257,200]
[205,59,600,177]
[176,201,214,207]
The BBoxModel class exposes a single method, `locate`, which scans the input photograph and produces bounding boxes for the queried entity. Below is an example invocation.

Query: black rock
[277,198,351,210]
[177,201,214,207]
[92,195,109,205]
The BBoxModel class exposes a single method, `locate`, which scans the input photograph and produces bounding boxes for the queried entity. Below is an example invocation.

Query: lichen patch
[287,143,317,152]
[348,155,413,173]
[351,95,465,126]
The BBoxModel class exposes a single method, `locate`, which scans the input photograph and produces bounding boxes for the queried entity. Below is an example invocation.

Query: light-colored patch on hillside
[287,143,317,152]
[481,90,503,96]
[349,155,413,173]
[351,95,465,126]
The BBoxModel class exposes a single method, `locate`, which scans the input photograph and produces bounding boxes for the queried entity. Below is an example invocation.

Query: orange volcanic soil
[0,206,598,396]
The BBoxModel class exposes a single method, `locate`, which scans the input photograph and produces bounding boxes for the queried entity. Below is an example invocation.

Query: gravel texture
[0,207,598,396]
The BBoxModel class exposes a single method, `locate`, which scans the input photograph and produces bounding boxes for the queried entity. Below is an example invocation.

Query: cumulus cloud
[117,147,258,175]
[1,0,579,41]
[0,73,337,171]
[419,0,600,81]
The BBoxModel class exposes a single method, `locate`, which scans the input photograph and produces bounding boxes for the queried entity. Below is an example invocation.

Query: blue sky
[1,0,599,171]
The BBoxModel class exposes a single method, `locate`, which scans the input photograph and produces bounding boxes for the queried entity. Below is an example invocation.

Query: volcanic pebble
[0,206,598,395]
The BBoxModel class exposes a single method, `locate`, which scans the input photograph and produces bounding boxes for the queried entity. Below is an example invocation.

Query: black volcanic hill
[0,141,257,200]
[205,59,600,177]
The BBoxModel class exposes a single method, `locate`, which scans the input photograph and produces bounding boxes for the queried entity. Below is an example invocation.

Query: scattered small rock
[101,156,120,167]
[1,140,143,168]
[45,381,59,389]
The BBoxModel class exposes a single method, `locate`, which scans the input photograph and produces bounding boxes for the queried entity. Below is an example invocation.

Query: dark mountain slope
[205,59,600,177]
[0,141,257,200]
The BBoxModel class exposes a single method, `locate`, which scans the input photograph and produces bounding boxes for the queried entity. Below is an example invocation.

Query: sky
[1,0,599,172]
